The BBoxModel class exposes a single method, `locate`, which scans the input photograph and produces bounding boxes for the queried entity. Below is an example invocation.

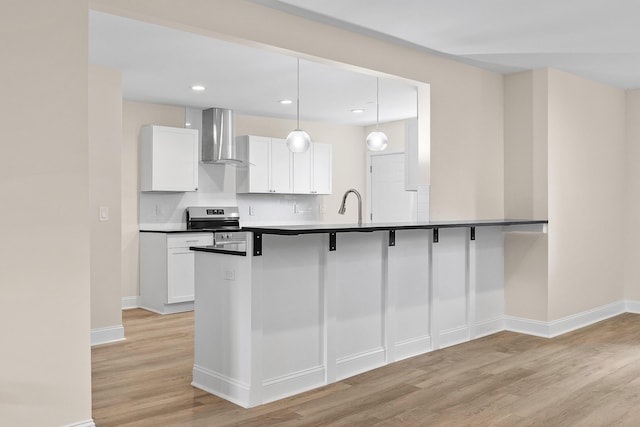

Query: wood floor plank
[92,309,640,426]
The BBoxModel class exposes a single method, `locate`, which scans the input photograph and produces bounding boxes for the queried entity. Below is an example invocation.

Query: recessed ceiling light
[351,109,365,114]
[279,99,293,105]
[191,85,206,91]
[185,122,192,127]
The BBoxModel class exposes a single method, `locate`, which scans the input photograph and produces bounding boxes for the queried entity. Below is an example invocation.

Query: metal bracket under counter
[251,227,471,254]
[246,220,547,256]
[253,233,262,256]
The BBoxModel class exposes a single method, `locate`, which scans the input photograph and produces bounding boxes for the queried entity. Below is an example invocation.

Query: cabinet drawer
[167,233,213,248]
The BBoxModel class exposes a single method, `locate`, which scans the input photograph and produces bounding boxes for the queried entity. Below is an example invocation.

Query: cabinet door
[167,248,195,303]
[312,143,332,194]
[248,136,270,193]
[292,148,312,194]
[270,138,292,193]
[141,126,198,192]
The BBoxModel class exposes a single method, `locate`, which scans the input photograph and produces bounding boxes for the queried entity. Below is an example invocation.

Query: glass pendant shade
[366,130,388,151]
[286,129,311,153]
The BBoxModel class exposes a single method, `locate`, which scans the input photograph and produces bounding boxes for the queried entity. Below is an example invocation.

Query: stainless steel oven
[186,206,247,253]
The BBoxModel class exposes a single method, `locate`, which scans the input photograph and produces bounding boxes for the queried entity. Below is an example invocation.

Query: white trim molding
[625,300,640,314]
[122,296,140,310]
[91,325,125,346]
[505,300,631,338]
[192,365,252,408]
[63,420,95,427]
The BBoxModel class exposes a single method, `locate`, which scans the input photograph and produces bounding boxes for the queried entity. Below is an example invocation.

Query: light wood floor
[92,309,640,426]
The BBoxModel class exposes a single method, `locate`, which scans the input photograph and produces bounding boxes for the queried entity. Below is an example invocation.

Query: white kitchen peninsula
[190,219,547,408]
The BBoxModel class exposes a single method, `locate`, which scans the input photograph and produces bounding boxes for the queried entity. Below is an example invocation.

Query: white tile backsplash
[237,193,320,226]
[139,167,321,228]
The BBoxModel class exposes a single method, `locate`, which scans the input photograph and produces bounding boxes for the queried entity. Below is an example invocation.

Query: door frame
[366,150,405,223]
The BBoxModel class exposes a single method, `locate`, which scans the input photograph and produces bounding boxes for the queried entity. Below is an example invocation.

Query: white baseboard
[122,296,140,310]
[262,366,325,405]
[505,300,630,338]
[192,365,251,408]
[625,300,640,313]
[438,325,470,349]
[63,420,95,427]
[474,317,505,339]
[335,347,386,381]
[394,334,432,361]
[91,325,125,346]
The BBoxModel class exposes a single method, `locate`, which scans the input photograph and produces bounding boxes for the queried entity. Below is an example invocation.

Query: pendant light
[366,77,388,151]
[286,58,311,153]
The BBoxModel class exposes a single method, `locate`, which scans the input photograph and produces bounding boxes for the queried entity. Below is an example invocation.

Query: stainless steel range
[186,206,246,252]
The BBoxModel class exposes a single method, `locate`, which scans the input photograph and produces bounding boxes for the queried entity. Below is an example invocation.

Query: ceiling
[89,11,418,126]
[255,0,640,90]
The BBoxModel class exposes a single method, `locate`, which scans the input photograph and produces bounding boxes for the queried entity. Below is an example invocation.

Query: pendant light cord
[297,58,300,129]
[376,77,380,130]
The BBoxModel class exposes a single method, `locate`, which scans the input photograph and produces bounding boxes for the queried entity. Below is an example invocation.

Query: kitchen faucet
[338,188,363,225]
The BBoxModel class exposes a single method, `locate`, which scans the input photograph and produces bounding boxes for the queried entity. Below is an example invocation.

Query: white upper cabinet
[239,135,270,193]
[237,135,331,195]
[292,146,312,193]
[140,125,199,192]
[311,143,332,194]
[236,135,292,193]
[269,138,293,193]
[292,142,332,194]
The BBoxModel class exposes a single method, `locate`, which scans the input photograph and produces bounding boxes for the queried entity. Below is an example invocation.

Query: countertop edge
[241,219,548,235]
[140,219,548,235]
[140,229,210,233]
[190,246,247,256]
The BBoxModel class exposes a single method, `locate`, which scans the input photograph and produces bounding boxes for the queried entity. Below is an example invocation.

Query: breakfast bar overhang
[190,219,547,408]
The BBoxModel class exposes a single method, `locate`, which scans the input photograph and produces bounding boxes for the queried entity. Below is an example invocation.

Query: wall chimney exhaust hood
[201,107,245,165]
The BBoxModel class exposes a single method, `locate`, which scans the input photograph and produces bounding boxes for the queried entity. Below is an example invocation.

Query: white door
[370,153,416,222]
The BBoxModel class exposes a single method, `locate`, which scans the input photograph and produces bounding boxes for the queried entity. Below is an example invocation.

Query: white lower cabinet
[140,232,213,314]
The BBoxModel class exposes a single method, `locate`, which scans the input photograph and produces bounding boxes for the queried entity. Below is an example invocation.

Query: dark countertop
[142,219,548,235]
[241,219,548,235]
[190,246,246,256]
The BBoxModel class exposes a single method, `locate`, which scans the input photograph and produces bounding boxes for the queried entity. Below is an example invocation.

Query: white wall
[503,70,549,321]
[504,69,627,322]
[624,90,640,301]
[0,2,92,426]
[547,69,626,320]
[89,64,123,335]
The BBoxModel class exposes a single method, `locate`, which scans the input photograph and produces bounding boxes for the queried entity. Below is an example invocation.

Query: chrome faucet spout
[338,188,363,225]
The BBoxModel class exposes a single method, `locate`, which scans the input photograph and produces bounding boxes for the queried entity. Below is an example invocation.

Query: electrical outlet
[319,204,326,214]
[293,204,299,214]
[249,206,255,216]
[223,269,235,281]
